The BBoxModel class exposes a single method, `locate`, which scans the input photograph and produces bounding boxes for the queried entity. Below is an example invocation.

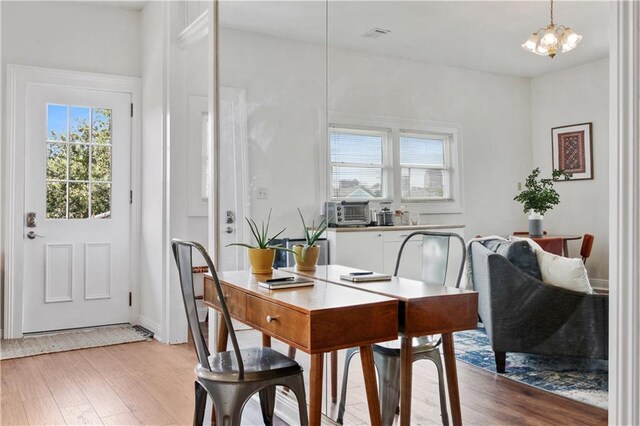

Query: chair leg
[494,351,506,373]
[421,349,450,426]
[282,346,298,394]
[336,347,360,425]
[288,346,297,359]
[193,381,208,426]
[208,387,249,426]
[259,386,276,425]
[288,373,309,426]
[373,351,401,426]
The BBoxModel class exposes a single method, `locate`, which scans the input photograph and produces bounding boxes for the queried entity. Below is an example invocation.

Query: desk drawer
[203,278,246,319]
[246,295,309,348]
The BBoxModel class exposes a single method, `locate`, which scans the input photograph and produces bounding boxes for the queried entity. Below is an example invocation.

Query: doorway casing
[3,65,142,338]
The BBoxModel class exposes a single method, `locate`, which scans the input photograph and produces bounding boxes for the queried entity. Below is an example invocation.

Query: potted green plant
[293,208,329,271]
[514,168,571,237]
[227,209,293,274]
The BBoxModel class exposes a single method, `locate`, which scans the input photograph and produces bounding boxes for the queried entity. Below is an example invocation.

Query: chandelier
[522,0,582,58]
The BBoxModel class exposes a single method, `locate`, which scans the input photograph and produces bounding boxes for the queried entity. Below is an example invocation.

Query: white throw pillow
[535,249,593,294]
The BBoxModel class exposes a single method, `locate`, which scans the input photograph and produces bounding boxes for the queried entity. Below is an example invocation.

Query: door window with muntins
[46,104,113,219]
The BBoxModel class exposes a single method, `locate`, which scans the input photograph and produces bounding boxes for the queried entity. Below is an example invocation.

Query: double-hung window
[399,133,450,200]
[329,128,387,199]
[326,114,461,212]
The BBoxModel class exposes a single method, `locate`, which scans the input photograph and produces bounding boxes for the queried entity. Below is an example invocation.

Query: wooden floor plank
[75,378,131,419]
[130,406,181,426]
[22,397,66,426]
[59,403,103,425]
[100,412,141,425]
[1,399,29,425]
[13,358,53,402]
[41,371,91,409]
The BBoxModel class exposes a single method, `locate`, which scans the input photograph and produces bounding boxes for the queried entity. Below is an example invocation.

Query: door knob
[225,227,233,234]
[27,231,44,240]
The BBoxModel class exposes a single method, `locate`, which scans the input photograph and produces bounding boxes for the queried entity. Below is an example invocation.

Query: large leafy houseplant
[227,209,293,274]
[293,208,329,270]
[513,168,571,215]
[514,168,571,236]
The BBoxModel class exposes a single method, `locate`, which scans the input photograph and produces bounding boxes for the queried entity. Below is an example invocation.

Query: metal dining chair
[171,239,308,426]
[337,231,465,426]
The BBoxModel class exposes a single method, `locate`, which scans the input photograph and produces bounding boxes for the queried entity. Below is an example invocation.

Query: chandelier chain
[550,0,554,25]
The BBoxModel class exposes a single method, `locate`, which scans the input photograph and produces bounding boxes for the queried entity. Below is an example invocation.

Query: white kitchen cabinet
[328,226,465,283]
[382,230,424,280]
[327,230,384,273]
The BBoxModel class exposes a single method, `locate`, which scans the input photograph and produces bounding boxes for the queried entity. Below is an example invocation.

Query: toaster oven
[325,201,370,227]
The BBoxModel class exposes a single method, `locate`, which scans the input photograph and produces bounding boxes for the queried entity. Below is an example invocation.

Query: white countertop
[326,224,465,233]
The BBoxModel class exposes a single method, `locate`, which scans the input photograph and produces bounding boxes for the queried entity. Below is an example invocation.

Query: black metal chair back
[394,231,466,288]
[171,239,245,379]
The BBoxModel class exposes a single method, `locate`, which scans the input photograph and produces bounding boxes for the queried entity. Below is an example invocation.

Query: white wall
[1,1,140,77]
[219,28,533,241]
[139,1,166,336]
[1,1,141,334]
[140,2,206,343]
[531,58,609,283]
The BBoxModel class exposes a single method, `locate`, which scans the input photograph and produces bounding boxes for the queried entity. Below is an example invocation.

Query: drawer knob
[266,315,278,323]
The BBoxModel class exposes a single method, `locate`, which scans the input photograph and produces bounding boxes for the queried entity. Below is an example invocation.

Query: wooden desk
[285,265,478,426]
[203,270,398,426]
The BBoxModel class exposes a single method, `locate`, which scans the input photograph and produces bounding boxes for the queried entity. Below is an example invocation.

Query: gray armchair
[470,241,608,373]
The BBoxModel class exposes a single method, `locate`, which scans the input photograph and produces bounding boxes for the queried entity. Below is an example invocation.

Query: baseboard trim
[137,315,161,340]
[270,391,337,425]
[590,278,609,292]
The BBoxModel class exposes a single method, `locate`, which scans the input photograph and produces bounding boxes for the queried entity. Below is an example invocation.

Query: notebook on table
[258,276,315,290]
[339,271,392,282]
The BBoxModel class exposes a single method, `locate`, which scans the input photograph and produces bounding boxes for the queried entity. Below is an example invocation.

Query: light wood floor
[1,334,607,425]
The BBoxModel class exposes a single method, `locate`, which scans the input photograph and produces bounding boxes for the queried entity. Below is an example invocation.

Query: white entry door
[22,84,132,333]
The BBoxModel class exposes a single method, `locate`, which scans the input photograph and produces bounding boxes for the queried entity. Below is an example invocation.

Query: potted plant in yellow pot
[293,208,329,271]
[227,209,293,274]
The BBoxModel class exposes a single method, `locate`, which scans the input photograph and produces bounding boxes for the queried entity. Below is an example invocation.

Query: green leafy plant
[227,209,293,252]
[295,208,329,260]
[513,168,572,215]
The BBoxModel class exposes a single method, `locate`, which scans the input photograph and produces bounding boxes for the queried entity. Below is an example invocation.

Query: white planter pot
[528,210,544,237]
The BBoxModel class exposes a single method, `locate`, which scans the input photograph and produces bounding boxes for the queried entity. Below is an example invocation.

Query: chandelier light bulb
[535,43,549,56]
[522,0,582,58]
[522,33,539,52]
[540,26,559,48]
[562,28,583,52]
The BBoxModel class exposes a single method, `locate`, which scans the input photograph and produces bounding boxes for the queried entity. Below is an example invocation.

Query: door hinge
[130,103,134,117]
[129,292,132,306]
[130,190,133,204]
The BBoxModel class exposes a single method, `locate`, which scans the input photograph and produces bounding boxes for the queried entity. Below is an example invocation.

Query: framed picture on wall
[551,122,593,180]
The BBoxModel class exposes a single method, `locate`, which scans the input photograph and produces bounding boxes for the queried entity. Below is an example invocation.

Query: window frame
[328,126,392,201]
[45,104,113,220]
[397,131,452,202]
[321,111,463,214]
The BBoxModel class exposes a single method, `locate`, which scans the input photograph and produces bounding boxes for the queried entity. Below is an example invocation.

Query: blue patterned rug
[454,325,608,410]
